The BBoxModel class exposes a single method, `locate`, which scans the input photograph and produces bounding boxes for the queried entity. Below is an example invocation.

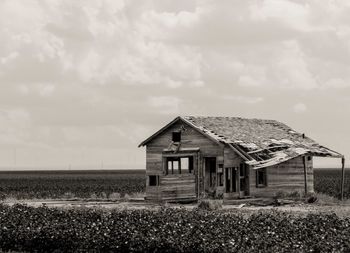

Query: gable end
[138,117,223,147]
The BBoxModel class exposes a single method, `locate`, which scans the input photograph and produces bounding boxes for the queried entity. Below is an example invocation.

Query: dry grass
[315,192,350,205]
[197,199,223,210]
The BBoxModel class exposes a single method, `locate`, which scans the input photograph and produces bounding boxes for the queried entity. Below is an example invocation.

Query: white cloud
[38,84,55,97]
[0,0,349,167]
[251,0,310,31]
[1,52,19,64]
[223,95,263,104]
[293,103,307,113]
[322,78,349,89]
[238,75,263,87]
[148,96,181,114]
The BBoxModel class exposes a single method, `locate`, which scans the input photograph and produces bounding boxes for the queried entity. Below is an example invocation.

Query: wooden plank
[249,156,315,198]
[303,156,307,195]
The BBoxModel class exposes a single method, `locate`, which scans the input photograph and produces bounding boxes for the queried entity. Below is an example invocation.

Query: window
[172,131,181,142]
[307,156,312,161]
[166,156,193,174]
[256,168,267,187]
[149,175,159,186]
[218,164,223,186]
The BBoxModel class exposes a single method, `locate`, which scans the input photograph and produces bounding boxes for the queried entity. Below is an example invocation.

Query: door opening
[239,163,249,197]
[225,167,237,193]
[204,157,216,191]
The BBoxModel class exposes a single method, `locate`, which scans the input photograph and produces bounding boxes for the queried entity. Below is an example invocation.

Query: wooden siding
[250,156,314,198]
[224,146,243,167]
[223,147,242,198]
[145,120,224,201]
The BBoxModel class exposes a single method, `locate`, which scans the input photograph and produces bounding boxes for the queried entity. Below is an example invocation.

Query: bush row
[0,204,349,252]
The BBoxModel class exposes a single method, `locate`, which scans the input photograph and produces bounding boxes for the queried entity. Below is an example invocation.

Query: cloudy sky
[0,0,349,169]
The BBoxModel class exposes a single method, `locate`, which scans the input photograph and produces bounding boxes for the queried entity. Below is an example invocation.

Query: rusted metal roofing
[182,116,343,169]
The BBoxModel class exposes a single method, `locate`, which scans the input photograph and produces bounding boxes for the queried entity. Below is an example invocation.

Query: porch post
[341,156,345,201]
[197,153,200,199]
[303,156,308,196]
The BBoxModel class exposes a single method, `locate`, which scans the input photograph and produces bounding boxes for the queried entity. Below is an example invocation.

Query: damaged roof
[184,116,343,168]
[139,116,343,169]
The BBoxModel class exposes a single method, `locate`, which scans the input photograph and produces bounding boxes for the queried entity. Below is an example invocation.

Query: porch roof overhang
[245,146,343,170]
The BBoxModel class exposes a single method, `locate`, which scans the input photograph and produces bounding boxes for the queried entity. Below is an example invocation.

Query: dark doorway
[205,157,216,191]
[225,167,237,193]
[239,163,249,197]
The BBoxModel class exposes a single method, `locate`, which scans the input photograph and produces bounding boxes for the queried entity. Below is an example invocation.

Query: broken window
[172,131,181,142]
[166,156,193,175]
[256,168,267,187]
[149,175,159,186]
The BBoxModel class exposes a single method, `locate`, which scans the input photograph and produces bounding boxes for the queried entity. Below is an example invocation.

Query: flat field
[0,168,348,200]
[0,169,349,252]
[0,170,145,200]
[314,168,350,199]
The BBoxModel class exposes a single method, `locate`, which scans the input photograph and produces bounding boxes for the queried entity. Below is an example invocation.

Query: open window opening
[256,168,267,187]
[172,131,181,142]
[149,175,159,186]
[165,156,193,175]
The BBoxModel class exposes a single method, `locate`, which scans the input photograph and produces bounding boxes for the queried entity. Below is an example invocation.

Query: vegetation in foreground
[0,204,349,252]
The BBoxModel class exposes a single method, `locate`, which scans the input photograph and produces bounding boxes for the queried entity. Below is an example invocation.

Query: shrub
[63,192,75,199]
[286,191,302,199]
[0,204,350,252]
[108,192,121,201]
[197,199,222,210]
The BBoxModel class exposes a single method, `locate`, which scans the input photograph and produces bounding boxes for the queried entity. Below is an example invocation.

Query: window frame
[163,153,196,175]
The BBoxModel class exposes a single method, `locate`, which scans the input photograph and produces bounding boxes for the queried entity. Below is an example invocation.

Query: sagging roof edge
[138,116,223,147]
[248,151,344,170]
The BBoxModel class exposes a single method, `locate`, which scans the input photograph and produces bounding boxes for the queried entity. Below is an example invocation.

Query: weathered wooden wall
[144,119,316,201]
[145,119,224,201]
[249,156,314,198]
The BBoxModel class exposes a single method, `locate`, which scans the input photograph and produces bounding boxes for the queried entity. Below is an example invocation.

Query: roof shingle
[183,116,342,168]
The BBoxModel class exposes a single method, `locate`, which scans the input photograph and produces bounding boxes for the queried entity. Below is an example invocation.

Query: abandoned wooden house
[139,116,345,202]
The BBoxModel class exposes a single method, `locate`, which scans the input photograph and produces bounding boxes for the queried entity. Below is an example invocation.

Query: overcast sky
[0,0,349,169]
